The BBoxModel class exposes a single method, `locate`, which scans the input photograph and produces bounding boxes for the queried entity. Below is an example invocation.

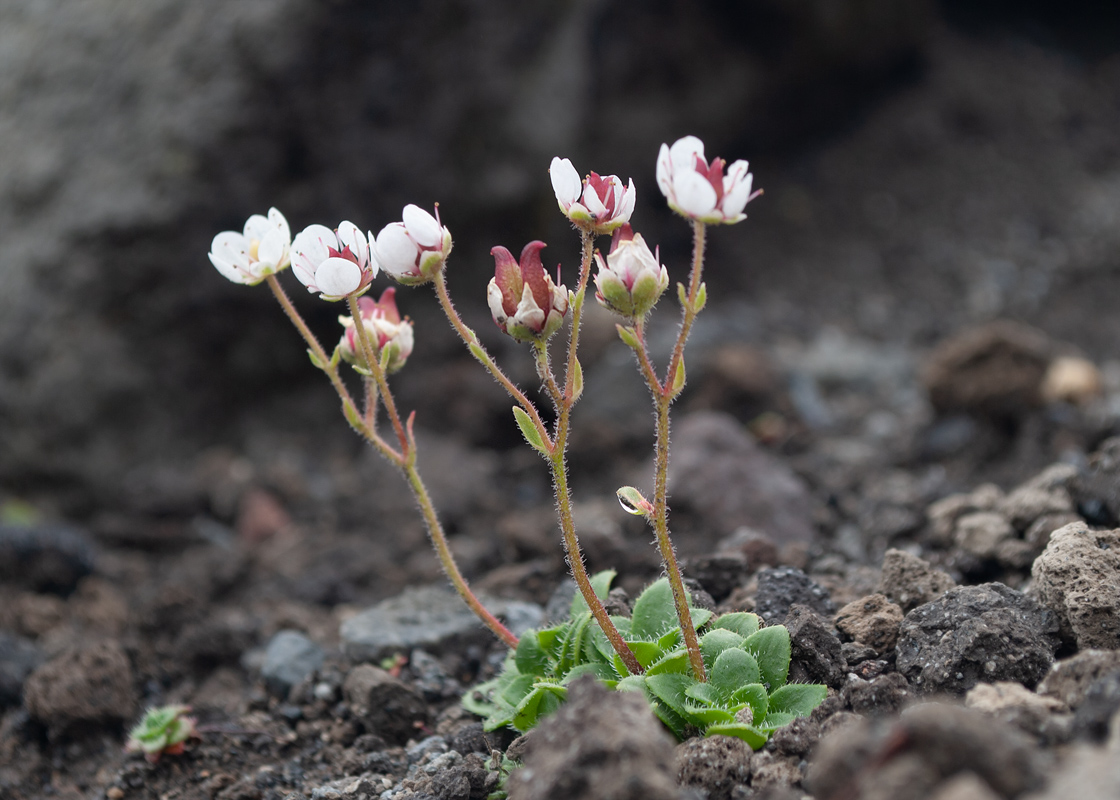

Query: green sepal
[307,346,341,371]
[512,406,549,456]
[570,358,584,402]
[744,626,791,691]
[694,282,707,313]
[677,282,688,308]
[342,401,365,431]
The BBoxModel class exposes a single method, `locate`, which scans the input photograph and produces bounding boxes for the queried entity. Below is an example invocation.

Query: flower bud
[372,204,452,285]
[656,135,760,224]
[291,221,377,301]
[208,207,291,285]
[550,157,635,235]
[593,224,669,319]
[338,287,414,373]
[486,241,568,343]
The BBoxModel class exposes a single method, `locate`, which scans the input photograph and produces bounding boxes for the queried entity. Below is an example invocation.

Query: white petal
[550,157,582,207]
[257,229,287,269]
[243,214,270,241]
[486,279,508,324]
[336,220,370,266]
[366,230,381,272]
[211,231,251,268]
[513,284,545,331]
[669,135,705,176]
[617,178,637,222]
[268,207,291,244]
[292,224,336,264]
[721,161,754,218]
[209,252,250,284]
[583,182,607,217]
[674,169,718,218]
[402,205,442,248]
[374,223,420,276]
[656,143,672,198]
[315,257,363,298]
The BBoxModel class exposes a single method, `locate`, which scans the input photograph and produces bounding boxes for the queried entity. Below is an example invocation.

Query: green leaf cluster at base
[462,572,827,748]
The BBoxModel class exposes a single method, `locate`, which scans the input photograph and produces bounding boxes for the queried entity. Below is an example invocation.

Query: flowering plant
[207,136,814,746]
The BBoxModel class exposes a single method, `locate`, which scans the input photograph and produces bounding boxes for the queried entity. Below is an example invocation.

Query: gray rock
[953,512,1014,560]
[877,549,956,613]
[927,485,1004,547]
[784,604,846,689]
[0,632,42,708]
[675,735,752,800]
[343,664,428,746]
[341,584,497,663]
[1038,650,1120,709]
[262,630,324,698]
[835,594,904,655]
[842,672,912,717]
[667,411,817,543]
[506,676,682,800]
[0,523,95,595]
[896,584,1060,694]
[755,567,835,622]
[1020,737,1120,800]
[1031,522,1120,650]
[1069,436,1120,526]
[1070,671,1120,743]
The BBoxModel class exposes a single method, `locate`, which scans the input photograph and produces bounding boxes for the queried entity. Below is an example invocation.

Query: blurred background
[2,0,1120,536]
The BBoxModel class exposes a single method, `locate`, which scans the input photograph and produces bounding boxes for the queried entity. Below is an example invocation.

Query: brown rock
[24,641,136,733]
[835,594,904,654]
[877,549,956,613]
[343,665,429,745]
[1037,650,1120,709]
[675,735,752,800]
[1031,523,1120,649]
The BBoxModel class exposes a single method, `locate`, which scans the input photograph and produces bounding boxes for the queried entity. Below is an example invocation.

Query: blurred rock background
[1,0,1119,518]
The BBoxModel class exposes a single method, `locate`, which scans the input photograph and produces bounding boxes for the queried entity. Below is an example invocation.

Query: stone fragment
[842,672,912,717]
[675,735,752,800]
[0,632,43,708]
[667,411,816,543]
[343,665,428,745]
[1070,670,1120,742]
[835,594,904,654]
[686,553,749,603]
[964,681,1069,740]
[0,523,96,595]
[1069,436,1120,526]
[1037,650,1120,709]
[896,584,1059,694]
[1019,737,1120,800]
[953,512,1014,560]
[877,549,956,613]
[506,677,681,800]
[24,642,136,733]
[784,604,846,689]
[927,485,1004,547]
[1041,356,1103,405]
[262,630,324,698]
[1031,522,1120,649]
[749,750,803,791]
[754,567,835,622]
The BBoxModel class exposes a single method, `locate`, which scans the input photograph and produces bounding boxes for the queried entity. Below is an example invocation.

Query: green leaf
[744,626,791,691]
[700,628,744,667]
[512,684,566,731]
[468,341,489,364]
[500,673,536,707]
[630,578,678,640]
[569,570,616,619]
[683,704,736,726]
[704,723,770,750]
[560,662,615,684]
[657,628,681,650]
[758,711,797,732]
[512,406,548,456]
[709,648,761,702]
[694,282,708,313]
[669,357,686,398]
[461,677,502,717]
[691,607,715,630]
[684,682,719,705]
[342,401,365,431]
[729,684,768,724]
[616,324,641,350]
[537,624,567,660]
[307,348,325,369]
[677,282,688,308]
[615,675,647,693]
[514,633,550,678]
[571,358,584,402]
[627,640,668,669]
[713,612,760,639]
[645,673,693,718]
[767,684,828,718]
[646,649,691,676]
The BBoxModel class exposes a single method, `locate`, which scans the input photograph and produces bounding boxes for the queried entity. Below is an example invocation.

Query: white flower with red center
[486,241,569,343]
[290,221,377,301]
[372,204,452,285]
[338,287,414,374]
[655,135,760,224]
[549,157,636,235]
[593,224,669,319]
[208,208,291,285]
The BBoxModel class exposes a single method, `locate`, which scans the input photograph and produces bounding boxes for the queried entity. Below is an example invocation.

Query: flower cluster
[487,241,568,343]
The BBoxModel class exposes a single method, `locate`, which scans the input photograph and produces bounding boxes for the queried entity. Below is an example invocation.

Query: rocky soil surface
[4,2,1120,800]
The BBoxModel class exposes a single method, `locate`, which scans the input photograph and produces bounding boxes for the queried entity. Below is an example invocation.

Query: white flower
[338,287,414,374]
[549,157,635,234]
[372,204,452,285]
[593,225,668,319]
[656,135,760,224]
[208,208,291,285]
[291,221,377,301]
